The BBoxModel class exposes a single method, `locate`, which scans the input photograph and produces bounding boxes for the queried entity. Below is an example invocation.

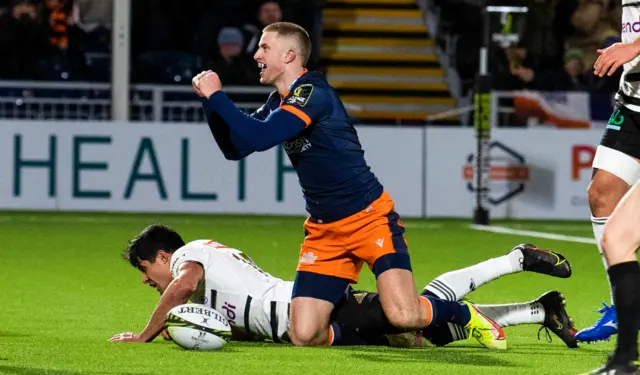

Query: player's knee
[588,178,623,216]
[587,180,611,214]
[588,169,632,216]
[289,325,325,347]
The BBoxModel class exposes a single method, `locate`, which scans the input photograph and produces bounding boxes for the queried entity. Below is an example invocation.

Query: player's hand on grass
[594,42,640,77]
[108,331,146,343]
[192,70,222,99]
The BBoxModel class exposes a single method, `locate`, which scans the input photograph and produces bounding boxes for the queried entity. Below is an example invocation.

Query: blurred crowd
[0,0,324,84]
[432,0,624,94]
[3,0,626,95]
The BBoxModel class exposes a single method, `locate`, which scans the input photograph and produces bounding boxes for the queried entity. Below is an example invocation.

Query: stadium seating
[320,0,457,124]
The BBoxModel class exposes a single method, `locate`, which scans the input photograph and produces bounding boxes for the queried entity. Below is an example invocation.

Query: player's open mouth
[258,62,266,75]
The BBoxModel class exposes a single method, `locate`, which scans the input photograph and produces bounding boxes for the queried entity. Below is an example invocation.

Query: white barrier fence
[0,121,603,219]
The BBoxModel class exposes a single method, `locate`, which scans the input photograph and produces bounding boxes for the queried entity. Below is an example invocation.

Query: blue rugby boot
[575,302,618,343]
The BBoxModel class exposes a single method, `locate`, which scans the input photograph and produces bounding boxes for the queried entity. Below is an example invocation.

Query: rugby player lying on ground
[109,224,578,349]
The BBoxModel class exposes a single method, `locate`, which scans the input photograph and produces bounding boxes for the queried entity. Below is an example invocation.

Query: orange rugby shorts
[296,191,411,283]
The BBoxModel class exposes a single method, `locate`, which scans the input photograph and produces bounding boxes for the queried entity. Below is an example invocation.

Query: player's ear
[157,250,170,264]
[286,49,296,64]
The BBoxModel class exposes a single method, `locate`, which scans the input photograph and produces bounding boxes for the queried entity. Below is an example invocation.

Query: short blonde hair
[263,22,311,66]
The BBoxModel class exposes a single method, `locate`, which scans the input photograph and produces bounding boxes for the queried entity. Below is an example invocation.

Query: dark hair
[123,224,185,269]
[263,22,311,66]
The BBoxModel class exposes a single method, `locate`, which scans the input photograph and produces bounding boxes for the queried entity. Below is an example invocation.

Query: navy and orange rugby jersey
[201,70,383,222]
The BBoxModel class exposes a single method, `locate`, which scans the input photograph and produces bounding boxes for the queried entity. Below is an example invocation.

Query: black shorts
[600,102,640,160]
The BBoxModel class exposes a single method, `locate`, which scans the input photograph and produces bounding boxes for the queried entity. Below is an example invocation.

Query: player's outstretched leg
[421,291,578,349]
[423,243,571,302]
[475,291,578,348]
[583,181,640,375]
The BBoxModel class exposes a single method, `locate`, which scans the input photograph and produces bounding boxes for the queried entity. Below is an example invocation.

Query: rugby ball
[165,304,232,351]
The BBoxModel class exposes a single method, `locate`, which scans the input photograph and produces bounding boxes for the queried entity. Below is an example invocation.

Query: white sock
[592,216,614,305]
[476,301,545,327]
[444,300,544,344]
[423,251,523,301]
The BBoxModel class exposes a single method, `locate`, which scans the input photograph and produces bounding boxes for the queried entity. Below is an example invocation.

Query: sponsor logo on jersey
[222,302,237,325]
[623,15,640,34]
[283,136,311,154]
[607,108,624,130]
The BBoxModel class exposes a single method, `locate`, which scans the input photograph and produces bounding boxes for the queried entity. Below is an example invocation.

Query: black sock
[608,261,640,364]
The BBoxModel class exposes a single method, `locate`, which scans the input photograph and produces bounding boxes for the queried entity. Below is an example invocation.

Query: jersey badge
[286,84,314,107]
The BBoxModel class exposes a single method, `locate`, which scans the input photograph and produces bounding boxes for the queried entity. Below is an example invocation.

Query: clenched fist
[192,70,222,99]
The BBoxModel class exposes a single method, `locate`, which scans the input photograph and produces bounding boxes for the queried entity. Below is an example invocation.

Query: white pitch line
[469,224,596,244]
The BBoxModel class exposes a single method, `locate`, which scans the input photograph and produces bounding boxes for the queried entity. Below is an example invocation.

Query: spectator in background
[561,47,589,90]
[40,0,71,52]
[205,27,260,86]
[492,42,572,91]
[567,0,620,73]
[243,0,283,56]
[491,43,540,90]
[37,0,86,80]
[71,0,112,31]
[0,0,52,79]
[71,0,112,52]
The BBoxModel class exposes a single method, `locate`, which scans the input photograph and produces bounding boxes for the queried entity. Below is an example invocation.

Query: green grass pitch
[0,212,620,374]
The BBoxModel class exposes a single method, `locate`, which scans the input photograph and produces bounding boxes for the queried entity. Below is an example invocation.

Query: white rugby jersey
[170,240,293,343]
[617,0,640,111]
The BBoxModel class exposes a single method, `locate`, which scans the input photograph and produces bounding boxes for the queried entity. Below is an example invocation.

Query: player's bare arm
[594,37,640,77]
[109,261,203,343]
